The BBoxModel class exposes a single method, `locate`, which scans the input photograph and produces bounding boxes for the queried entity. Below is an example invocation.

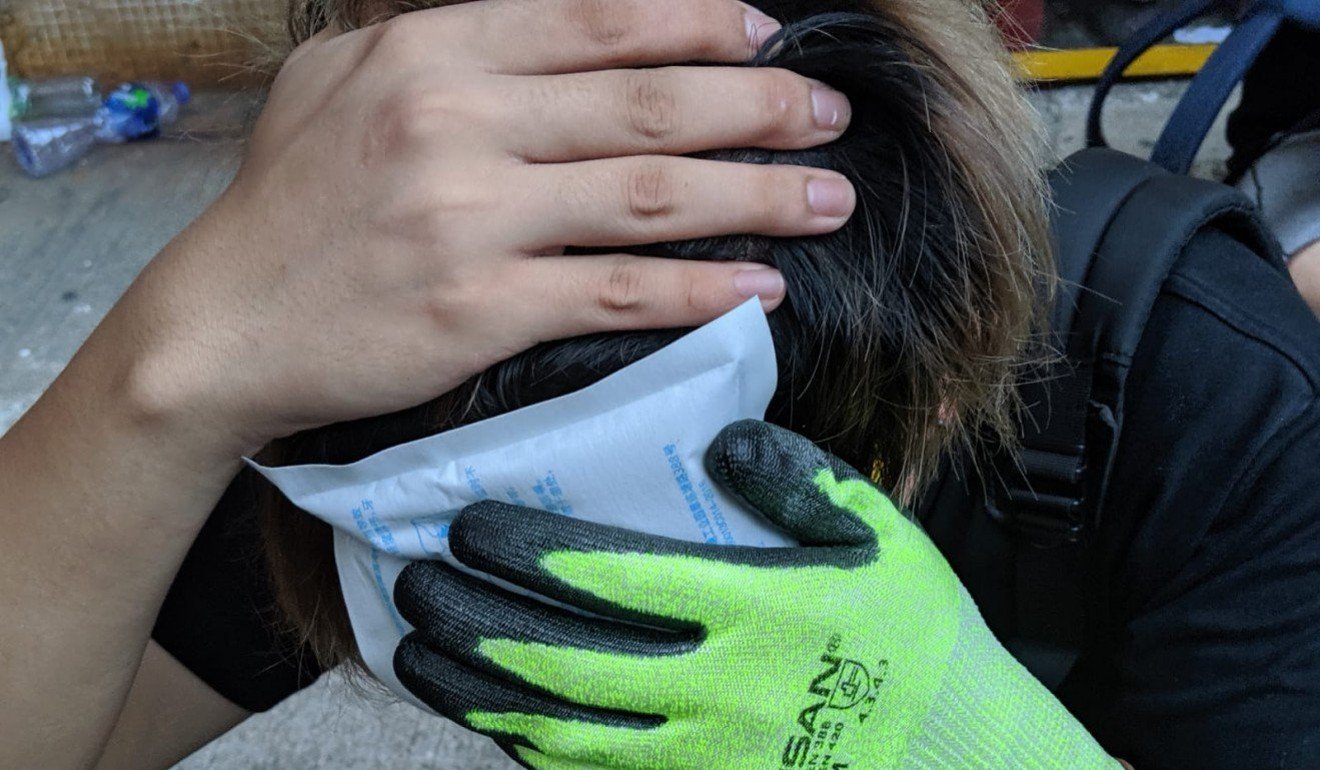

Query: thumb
[705,420,902,546]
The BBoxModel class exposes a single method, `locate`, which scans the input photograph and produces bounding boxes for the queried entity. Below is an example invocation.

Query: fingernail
[810,83,851,131]
[743,6,781,51]
[807,177,855,219]
[733,265,785,301]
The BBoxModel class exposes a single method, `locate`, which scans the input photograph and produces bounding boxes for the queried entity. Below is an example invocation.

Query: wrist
[73,212,271,464]
[903,586,1115,769]
[47,326,250,481]
[0,331,245,555]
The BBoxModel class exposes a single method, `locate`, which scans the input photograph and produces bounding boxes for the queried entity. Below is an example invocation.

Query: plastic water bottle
[11,115,101,178]
[12,81,190,177]
[0,40,11,142]
[95,81,191,143]
[10,76,103,121]
[0,34,100,141]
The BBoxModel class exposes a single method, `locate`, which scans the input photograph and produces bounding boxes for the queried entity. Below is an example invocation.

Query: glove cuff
[901,587,1119,770]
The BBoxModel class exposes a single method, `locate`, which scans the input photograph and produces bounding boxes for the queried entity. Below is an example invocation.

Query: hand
[393,421,1118,769]
[118,0,855,455]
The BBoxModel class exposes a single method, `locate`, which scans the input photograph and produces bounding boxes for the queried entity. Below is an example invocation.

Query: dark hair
[264,0,1051,671]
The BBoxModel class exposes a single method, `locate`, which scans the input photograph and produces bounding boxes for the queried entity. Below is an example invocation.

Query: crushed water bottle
[12,115,101,179]
[95,81,191,143]
[12,81,190,178]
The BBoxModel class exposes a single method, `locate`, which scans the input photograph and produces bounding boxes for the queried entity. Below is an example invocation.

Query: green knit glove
[393,420,1117,770]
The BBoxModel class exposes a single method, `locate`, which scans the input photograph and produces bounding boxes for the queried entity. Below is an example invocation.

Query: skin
[94,643,248,770]
[1290,239,1320,316]
[0,1,859,767]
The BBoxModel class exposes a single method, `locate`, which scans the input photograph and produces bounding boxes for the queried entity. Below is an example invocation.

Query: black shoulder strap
[1086,0,1319,175]
[994,147,1281,688]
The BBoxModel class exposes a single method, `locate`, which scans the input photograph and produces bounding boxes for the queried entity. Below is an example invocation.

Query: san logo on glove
[783,632,889,769]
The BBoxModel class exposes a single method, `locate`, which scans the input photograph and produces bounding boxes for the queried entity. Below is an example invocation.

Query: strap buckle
[986,447,1089,547]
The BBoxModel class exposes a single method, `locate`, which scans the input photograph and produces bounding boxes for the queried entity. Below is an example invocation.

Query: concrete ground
[0,80,1231,768]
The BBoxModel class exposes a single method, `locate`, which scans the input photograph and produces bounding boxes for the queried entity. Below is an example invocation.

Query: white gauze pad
[247,299,792,707]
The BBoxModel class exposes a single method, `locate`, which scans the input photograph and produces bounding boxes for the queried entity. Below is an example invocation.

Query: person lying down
[253,0,1059,759]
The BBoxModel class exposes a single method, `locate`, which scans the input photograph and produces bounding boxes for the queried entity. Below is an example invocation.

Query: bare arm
[94,643,250,770]
[0,284,250,768]
[0,1,854,765]
[1289,239,1320,315]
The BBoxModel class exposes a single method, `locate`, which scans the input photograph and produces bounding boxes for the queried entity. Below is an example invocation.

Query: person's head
[263,0,1050,671]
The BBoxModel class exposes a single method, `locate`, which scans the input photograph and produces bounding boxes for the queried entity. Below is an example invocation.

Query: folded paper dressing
[248,298,793,707]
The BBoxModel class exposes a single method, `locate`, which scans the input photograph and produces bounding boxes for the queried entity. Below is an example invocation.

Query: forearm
[0,248,247,769]
[94,642,250,770]
[1290,239,1320,316]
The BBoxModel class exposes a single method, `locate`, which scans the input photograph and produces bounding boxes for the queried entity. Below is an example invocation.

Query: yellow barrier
[1015,44,1218,83]
[3,1,1213,89]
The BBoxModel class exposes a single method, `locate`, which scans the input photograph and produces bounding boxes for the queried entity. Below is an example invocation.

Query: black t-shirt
[1055,228,1320,767]
[153,224,1320,766]
[152,468,323,711]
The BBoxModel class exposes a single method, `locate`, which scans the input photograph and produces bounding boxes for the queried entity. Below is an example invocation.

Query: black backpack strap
[994,148,1281,688]
[1088,0,1320,175]
[1086,0,1220,155]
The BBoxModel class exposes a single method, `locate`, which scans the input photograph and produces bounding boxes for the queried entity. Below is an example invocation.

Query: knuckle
[624,162,678,220]
[364,95,431,161]
[681,273,708,314]
[597,259,649,314]
[374,16,422,55]
[366,87,465,162]
[423,272,483,330]
[623,71,680,142]
[672,0,750,59]
[755,70,802,138]
[282,36,317,70]
[411,206,457,242]
[568,0,637,50]
[423,290,462,332]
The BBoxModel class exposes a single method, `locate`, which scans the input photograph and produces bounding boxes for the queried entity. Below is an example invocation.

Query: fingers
[515,157,855,250]
[397,629,676,770]
[470,710,664,770]
[395,559,697,663]
[394,634,656,733]
[706,420,903,545]
[502,67,851,162]
[501,157,850,342]
[395,561,694,715]
[447,502,745,625]
[507,746,598,770]
[409,0,781,75]
[509,254,784,344]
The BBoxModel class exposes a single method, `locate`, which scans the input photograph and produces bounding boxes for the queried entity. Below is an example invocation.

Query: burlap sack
[1,0,288,85]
